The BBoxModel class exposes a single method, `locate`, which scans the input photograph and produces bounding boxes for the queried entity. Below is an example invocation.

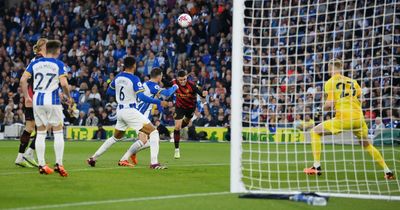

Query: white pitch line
[0,163,229,176]
[6,191,231,210]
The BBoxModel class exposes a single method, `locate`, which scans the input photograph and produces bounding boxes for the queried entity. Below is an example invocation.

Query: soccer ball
[177,13,192,28]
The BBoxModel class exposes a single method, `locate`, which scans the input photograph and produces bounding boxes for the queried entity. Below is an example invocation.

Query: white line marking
[0,163,229,176]
[6,191,230,210]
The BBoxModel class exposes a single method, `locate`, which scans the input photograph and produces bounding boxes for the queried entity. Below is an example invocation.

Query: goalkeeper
[304,59,394,180]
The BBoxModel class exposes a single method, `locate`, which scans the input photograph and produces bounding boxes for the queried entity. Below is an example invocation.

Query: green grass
[242,143,400,195]
[0,140,398,210]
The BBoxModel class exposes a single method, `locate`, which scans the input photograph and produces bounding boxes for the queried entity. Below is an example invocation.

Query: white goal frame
[230,0,400,200]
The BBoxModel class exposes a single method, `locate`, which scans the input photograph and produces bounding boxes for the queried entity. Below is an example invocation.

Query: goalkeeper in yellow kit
[304,59,394,180]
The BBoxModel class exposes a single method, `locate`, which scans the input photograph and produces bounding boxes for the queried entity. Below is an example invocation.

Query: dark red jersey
[27,54,43,98]
[173,80,204,109]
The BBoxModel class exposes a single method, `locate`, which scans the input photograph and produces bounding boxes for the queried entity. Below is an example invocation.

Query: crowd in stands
[0,0,399,139]
[241,0,400,133]
[0,0,233,133]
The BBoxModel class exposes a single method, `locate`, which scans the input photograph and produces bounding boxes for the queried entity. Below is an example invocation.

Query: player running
[87,56,169,169]
[118,67,178,166]
[15,38,47,168]
[173,70,207,158]
[304,59,394,179]
[20,40,71,176]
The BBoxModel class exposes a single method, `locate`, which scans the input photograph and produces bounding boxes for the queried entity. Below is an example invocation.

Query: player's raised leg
[304,121,334,176]
[355,121,394,179]
[173,118,183,159]
[88,130,124,167]
[141,123,167,169]
[117,108,166,169]
[120,132,149,165]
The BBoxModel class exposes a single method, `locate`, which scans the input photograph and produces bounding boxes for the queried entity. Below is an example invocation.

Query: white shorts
[115,108,151,131]
[33,105,63,127]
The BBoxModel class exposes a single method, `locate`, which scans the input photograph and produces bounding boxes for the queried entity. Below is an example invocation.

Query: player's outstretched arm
[160,84,178,98]
[193,83,207,98]
[137,92,168,112]
[137,92,162,106]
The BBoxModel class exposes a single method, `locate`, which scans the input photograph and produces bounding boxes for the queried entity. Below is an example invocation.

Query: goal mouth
[231,0,400,200]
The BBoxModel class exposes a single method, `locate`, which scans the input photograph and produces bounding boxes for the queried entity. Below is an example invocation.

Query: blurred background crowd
[0,0,399,140]
[0,0,233,134]
[241,0,400,134]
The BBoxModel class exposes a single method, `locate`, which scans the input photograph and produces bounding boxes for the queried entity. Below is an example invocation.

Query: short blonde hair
[328,58,343,70]
[33,38,48,54]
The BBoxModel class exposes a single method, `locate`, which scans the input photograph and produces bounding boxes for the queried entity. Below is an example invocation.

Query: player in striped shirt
[118,67,178,166]
[20,40,71,176]
[15,38,47,168]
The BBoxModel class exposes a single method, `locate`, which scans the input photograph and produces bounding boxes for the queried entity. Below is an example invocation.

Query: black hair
[123,56,136,69]
[46,40,61,54]
[177,70,187,77]
[150,67,163,78]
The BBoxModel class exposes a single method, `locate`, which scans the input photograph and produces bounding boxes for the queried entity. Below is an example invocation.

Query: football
[177,13,192,28]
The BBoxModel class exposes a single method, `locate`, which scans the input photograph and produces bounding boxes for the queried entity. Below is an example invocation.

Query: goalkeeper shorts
[322,118,368,139]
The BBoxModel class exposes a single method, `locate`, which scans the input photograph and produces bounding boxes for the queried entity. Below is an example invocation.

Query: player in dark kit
[15,38,48,168]
[173,70,208,158]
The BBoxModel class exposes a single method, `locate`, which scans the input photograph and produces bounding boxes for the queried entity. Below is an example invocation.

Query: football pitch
[0,140,399,210]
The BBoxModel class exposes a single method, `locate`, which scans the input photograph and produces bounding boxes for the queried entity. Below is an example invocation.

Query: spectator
[88,85,102,108]
[4,107,14,125]
[93,125,107,140]
[75,111,87,126]
[369,117,384,138]
[86,111,99,126]
[192,110,207,126]
[99,112,110,126]
[295,114,315,131]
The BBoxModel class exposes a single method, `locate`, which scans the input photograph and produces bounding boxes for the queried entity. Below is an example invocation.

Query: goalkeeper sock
[36,131,47,166]
[364,144,390,173]
[93,136,118,159]
[310,130,321,168]
[174,130,180,149]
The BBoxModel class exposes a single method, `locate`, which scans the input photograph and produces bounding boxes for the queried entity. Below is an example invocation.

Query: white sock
[139,141,150,152]
[24,148,34,158]
[53,130,64,165]
[93,136,118,159]
[313,162,321,168]
[149,130,160,165]
[175,148,180,152]
[36,131,47,166]
[120,140,144,161]
[15,153,24,163]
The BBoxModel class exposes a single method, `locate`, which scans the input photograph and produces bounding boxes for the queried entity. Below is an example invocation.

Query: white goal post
[231,0,400,200]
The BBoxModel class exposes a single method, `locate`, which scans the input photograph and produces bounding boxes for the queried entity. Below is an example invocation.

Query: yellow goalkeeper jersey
[324,74,363,120]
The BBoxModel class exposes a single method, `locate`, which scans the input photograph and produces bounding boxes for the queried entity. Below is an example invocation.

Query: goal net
[231,0,400,200]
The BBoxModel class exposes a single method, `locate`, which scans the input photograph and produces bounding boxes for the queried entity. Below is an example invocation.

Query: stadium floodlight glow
[231,0,400,200]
